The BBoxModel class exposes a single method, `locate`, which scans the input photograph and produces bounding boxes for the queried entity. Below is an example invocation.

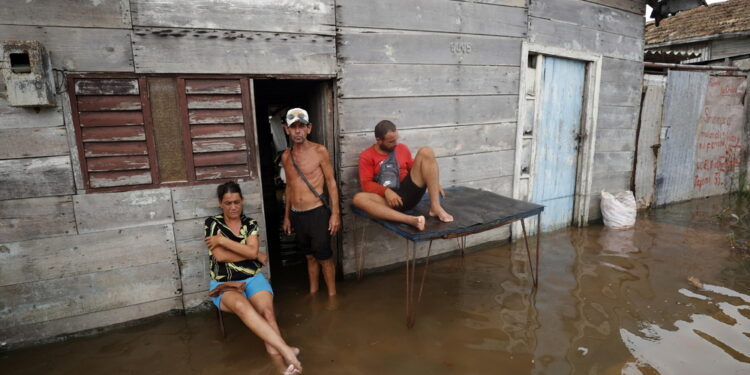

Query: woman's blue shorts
[209,273,273,309]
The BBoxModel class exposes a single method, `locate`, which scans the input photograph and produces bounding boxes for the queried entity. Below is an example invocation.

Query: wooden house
[0,0,647,348]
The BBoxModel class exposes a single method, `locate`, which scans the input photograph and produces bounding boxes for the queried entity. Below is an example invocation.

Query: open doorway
[253,79,336,291]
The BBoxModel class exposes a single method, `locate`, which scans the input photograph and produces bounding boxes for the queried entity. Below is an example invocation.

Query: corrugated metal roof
[645,0,750,45]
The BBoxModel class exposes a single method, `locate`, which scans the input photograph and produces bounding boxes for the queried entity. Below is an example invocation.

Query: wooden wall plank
[0,224,175,286]
[88,170,152,188]
[170,180,262,221]
[189,109,243,125]
[529,0,643,39]
[595,128,637,152]
[583,0,645,15]
[592,151,635,174]
[337,0,527,37]
[86,155,150,171]
[339,64,519,98]
[76,96,142,111]
[190,124,245,139]
[0,127,69,159]
[193,151,248,167]
[83,141,148,157]
[187,95,243,109]
[81,126,146,142]
[338,95,518,133]
[179,256,210,294]
[454,0,527,7]
[599,57,643,107]
[78,111,144,127]
[597,104,639,129]
[0,261,180,329]
[195,165,250,180]
[73,189,174,233]
[529,17,643,61]
[339,123,517,167]
[634,75,666,208]
[131,0,335,35]
[338,31,522,66]
[132,29,336,75]
[0,0,131,28]
[75,79,139,96]
[0,156,75,200]
[0,100,63,130]
[1,297,181,349]
[0,196,76,243]
[0,25,134,72]
[185,80,241,95]
[191,138,247,153]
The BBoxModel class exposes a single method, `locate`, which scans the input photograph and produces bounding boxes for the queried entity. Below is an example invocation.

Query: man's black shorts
[394,173,427,212]
[290,205,332,260]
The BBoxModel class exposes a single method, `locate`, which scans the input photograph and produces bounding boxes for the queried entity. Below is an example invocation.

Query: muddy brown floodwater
[2,195,750,374]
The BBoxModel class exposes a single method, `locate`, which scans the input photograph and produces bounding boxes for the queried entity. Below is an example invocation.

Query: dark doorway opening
[253,79,335,292]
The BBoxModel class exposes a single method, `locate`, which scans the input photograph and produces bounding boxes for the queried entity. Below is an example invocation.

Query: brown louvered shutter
[178,78,256,181]
[70,78,158,189]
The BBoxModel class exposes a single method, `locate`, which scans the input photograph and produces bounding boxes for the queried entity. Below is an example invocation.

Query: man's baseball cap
[285,108,309,126]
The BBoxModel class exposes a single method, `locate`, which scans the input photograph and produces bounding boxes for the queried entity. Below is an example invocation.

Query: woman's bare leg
[220,291,302,372]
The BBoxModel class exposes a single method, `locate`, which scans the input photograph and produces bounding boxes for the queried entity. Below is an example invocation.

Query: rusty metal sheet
[654,70,709,206]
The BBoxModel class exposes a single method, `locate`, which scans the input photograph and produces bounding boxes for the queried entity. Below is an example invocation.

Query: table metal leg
[520,218,538,288]
[536,212,542,287]
[356,216,367,280]
[405,239,417,328]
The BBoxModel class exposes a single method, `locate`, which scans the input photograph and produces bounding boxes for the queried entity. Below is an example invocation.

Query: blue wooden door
[531,56,586,232]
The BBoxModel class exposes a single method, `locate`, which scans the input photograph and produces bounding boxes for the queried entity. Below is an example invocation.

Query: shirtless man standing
[353,120,453,231]
[281,108,340,296]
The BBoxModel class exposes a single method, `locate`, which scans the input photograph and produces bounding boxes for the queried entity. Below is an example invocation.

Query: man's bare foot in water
[429,207,453,223]
[410,215,426,231]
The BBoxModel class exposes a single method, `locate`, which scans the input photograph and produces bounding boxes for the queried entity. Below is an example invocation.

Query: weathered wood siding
[529,0,645,220]
[130,0,336,75]
[336,0,527,274]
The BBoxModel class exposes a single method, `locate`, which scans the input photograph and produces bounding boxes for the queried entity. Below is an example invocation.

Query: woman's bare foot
[410,215,426,231]
[429,207,453,223]
[280,346,302,374]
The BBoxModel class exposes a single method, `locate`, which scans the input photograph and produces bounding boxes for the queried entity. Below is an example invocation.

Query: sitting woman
[205,181,302,374]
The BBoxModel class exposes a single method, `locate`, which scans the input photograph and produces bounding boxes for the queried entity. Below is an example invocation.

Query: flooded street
[2,195,750,375]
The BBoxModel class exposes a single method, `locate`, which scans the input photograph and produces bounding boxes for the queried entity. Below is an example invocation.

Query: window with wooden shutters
[69,76,258,191]
[178,78,257,181]
[70,78,159,189]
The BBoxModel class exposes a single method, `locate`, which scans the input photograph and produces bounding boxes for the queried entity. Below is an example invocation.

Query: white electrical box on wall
[0,40,56,107]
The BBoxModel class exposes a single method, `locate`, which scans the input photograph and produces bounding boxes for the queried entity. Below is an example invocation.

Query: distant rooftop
[645,0,750,45]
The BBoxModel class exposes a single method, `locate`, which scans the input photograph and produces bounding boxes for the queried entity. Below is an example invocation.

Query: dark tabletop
[352,186,544,242]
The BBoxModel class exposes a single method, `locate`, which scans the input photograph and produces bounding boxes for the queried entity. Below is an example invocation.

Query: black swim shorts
[394,173,427,212]
[290,205,332,260]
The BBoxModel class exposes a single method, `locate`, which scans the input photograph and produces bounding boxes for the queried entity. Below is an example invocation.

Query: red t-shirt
[358,144,414,197]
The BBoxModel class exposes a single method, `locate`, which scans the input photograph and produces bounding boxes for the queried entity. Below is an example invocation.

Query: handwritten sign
[693,77,747,196]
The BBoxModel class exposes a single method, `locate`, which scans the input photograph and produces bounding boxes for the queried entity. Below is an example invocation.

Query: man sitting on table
[353,120,453,231]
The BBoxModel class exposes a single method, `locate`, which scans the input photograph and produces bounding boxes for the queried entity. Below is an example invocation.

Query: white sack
[600,190,636,229]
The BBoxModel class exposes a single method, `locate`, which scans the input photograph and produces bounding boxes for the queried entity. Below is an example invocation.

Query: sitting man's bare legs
[410,146,453,222]
[220,291,302,373]
[352,192,426,231]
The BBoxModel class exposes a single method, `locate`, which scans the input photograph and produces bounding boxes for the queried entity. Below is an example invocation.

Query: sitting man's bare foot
[411,215,426,231]
[429,207,454,223]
